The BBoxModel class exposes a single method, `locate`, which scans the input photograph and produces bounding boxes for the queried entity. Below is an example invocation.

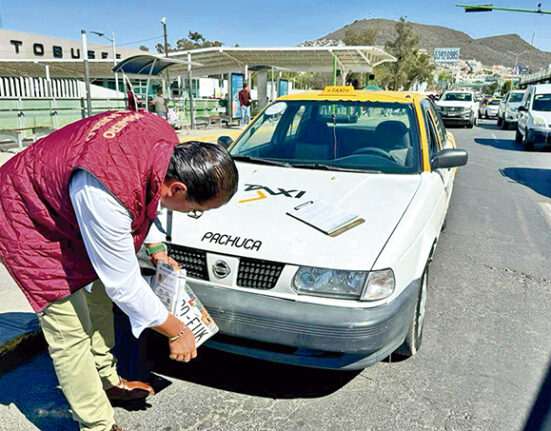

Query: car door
[421,100,449,228]
[518,88,532,134]
[425,100,454,199]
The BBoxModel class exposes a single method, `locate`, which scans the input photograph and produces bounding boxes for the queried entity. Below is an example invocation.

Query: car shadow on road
[474,137,526,152]
[499,167,551,199]
[474,121,501,130]
[145,332,361,399]
[523,354,551,430]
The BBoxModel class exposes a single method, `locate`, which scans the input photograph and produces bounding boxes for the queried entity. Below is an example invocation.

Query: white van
[516,84,551,150]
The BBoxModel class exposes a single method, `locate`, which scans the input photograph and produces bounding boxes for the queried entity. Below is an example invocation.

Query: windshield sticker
[238,184,306,204]
[202,232,262,251]
[265,102,287,116]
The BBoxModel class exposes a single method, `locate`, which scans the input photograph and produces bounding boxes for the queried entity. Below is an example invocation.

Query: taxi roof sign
[320,86,357,96]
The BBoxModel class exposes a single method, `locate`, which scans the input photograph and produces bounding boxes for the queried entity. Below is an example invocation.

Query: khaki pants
[38,281,120,431]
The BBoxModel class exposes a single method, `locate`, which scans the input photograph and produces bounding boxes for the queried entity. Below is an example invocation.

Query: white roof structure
[0,59,116,79]
[166,46,396,76]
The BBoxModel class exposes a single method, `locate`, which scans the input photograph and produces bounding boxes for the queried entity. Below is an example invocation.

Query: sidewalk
[0,125,242,372]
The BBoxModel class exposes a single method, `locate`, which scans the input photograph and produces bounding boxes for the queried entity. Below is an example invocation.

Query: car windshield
[510,93,524,103]
[532,94,551,111]
[442,93,472,102]
[489,100,500,105]
[229,100,421,174]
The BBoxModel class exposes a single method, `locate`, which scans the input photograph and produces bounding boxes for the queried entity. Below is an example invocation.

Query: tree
[155,42,173,54]
[139,45,149,52]
[176,31,223,51]
[500,80,513,95]
[374,17,435,90]
[482,82,498,95]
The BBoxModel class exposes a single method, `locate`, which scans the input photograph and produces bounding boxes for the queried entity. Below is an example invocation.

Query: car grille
[167,244,209,280]
[167,244,284,289]
[237,257,284,289]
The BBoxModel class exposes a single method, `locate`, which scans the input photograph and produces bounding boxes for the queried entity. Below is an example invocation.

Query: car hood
[532,110,551,124]
[169,162,421,271]
[507,102,521,109]
[437,100,473,108]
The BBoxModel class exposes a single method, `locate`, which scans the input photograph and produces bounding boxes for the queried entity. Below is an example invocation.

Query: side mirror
[431,149,468,170]
[518,106,527,112]
[217,135,233,149]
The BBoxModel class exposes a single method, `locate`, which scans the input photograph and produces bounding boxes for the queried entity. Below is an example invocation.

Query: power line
[117,35,164,47]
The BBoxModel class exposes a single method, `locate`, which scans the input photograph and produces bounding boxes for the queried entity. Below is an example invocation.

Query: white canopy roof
[0,59,116,79]
[166,46,396,76]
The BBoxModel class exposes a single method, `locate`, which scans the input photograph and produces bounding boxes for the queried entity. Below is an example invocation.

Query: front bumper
[527,128,551,144]
[189,278,420,370]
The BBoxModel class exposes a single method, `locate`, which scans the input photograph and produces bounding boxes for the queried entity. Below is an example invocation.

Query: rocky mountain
[318,18,551,70]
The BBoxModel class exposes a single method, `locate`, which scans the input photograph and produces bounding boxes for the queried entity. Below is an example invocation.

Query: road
[2,119,551,430]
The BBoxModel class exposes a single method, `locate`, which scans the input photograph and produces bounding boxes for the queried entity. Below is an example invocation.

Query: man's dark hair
[165,141,239,204]
[243,83,248,88]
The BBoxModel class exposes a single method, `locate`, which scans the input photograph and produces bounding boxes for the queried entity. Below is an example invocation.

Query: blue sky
[1,0,550,51]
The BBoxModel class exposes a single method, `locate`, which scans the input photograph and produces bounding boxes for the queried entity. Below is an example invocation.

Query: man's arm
[70,170,196,361]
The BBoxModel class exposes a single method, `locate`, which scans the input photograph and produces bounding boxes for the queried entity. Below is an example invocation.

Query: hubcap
[417,273,427,339]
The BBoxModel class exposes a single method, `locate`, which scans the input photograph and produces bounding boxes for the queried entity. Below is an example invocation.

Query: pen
[294,200,314,210]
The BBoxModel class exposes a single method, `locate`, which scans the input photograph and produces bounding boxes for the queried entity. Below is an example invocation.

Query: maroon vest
[0,111,178,312]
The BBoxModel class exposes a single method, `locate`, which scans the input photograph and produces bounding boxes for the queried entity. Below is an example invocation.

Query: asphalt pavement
[2,119,551,430]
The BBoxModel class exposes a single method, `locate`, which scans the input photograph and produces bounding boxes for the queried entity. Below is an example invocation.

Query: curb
[0,315,46,375]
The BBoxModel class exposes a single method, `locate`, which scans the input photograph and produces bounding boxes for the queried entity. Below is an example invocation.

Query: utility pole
[81,30,92,117]
[90,31,119,93]
[161,17,170,96]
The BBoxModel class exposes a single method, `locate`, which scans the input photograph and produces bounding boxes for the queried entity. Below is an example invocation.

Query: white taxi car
[166,86,468,370]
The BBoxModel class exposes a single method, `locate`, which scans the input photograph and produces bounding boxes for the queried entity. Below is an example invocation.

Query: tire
[525,132,534,151]
[515,128,523,144]
[395,266,428,358]
[502,120,508,130]
[497,117,503,127]
[467,116,474,128]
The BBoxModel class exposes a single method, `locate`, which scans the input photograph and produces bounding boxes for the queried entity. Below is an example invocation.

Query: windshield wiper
[291,163,381,173]
[232,156,291,167]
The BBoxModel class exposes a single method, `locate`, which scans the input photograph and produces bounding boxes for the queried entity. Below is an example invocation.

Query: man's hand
[150,249,179,269]
[153,313,198,363]
[169,326,197,362]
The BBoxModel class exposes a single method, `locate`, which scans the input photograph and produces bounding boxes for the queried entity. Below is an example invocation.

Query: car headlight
[293,267,394,301]
[533,116,547,127]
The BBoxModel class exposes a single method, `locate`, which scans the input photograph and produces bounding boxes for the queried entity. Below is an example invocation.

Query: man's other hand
[169,326,197,362]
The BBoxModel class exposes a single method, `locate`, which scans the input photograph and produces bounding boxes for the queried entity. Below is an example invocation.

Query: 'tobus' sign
[433,48,460,63]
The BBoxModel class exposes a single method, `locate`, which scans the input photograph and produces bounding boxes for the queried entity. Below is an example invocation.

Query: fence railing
[0,96,226,151]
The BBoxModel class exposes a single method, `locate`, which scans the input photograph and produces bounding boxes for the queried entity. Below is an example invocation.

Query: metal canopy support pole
[257,68,268,109]
[187,52,195,129]
[81,30,92,117]
[112,32,119,93]
[45,65,58,129]
[271,67,275,101]
[333,54,337,85]
[144,59,157,112]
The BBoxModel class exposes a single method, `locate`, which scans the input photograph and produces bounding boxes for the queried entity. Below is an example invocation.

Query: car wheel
[467,116,474,128]
[497,117,503,127]
[515,128,523,144]
[395,266,428,358]
[502,120,509,130]
[525,131,534,151]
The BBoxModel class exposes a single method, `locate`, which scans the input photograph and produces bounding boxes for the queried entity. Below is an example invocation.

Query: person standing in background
[152,89,168,119]
[238,83,251,127]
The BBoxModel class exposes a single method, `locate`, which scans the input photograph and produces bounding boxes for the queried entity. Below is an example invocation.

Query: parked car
[165,87,468,370]
[498,90,525,129]
[482,98,501,119]
[516,84,551,150]
[436,90,478,127]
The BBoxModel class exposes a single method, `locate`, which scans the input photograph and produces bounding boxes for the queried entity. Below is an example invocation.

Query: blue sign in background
[231,73,244,118]
[278,79,289,97]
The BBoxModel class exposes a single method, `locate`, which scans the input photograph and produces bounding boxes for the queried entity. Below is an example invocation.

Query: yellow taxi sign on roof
[320,85,357,96]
